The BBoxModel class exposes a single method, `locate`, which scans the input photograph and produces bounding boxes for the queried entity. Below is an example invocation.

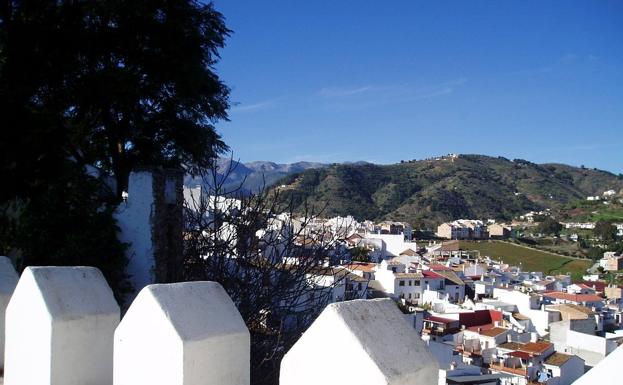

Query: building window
[409,280,412,286]
[408,293,412,299]
[415,280,420,286]
[399,280,405,286]
[415,293,420,299]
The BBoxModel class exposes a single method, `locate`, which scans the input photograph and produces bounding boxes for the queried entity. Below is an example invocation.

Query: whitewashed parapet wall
[280,298,440,385]
[0,256,19,370]
[2,268,442,385]
[114,281,250,385]
[4,266,120,385]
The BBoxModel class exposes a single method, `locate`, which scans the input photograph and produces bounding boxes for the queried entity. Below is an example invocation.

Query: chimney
[530,332,537,343]
[450,361,457,370]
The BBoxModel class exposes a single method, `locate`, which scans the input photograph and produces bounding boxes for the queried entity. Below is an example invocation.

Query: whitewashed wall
[114,171,156,299]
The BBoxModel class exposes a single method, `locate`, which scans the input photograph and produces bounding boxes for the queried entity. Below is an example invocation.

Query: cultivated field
[459,240,592,281]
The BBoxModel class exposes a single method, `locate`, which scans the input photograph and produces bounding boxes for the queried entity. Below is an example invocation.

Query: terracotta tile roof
[519,342,553,355]
[343,262,376,273]
[395,272,423,279]
[544,291,603,303]
[509,350,531,360]
[577,283,595,290]
[499,342,524,351]
[422,270,445,279]
[467,324,496,332]
[429,264,453,271]
[435,270,465,286]
[512,313,530,321]
[478,327,508,337]
[424,315,456,324]
[546,304,595,320]
[459,310,503,329]
[544,352,575,367]
[399,248,418,256]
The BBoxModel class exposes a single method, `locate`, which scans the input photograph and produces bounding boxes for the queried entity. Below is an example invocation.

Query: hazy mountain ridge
[184,158,329,193]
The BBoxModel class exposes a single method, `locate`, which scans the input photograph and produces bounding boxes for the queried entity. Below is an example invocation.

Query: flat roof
[446,373,508,384]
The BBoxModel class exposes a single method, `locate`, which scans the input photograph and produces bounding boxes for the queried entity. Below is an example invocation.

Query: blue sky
[212,0,623,173]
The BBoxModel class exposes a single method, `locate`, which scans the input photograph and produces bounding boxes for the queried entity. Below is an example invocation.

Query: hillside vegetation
[274,155,623,227]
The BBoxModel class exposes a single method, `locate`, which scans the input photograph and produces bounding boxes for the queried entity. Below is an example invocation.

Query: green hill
[273,154,623,227]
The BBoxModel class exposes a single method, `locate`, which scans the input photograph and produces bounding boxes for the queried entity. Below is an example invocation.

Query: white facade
[543,355,584,385]
[0,256,19,370]
[572,344,623,385]
[114,281,250,385]
[363,233,417,257]
[549,320,617,367]
[4,266,119,385]
[493,288,554,336]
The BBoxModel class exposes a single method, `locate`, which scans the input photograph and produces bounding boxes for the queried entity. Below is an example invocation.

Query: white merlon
[572,344,623,385]
[113,281,250,385]
[4,266,119,385]
[0,256,19,370]
[280,298,439,385]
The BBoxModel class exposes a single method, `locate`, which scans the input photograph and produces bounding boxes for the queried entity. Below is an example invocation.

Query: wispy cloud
[411,78,467,100]
[316,78,467,110]
[514,53,600,77]
[318,85,373,97]
[229,99,276,113]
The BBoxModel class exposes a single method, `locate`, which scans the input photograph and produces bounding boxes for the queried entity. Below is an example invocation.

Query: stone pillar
[113,281,249,385]
[0,256,19,370]
[280,298,439,385]
[4,267,120,385]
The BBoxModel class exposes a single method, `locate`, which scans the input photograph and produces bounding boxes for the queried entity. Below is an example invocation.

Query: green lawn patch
[459,240,592,281]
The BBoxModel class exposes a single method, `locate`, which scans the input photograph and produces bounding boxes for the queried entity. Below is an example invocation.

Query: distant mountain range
[184,158,329,194]
[268,154,623,227]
